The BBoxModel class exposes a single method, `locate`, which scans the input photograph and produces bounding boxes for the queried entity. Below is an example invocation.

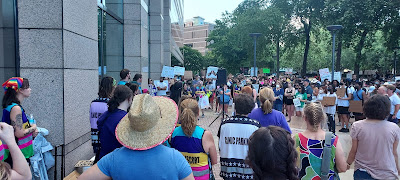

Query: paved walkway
[197,107,357,179]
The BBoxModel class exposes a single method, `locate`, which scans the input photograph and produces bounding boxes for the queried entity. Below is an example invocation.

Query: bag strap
[321,132,334,180]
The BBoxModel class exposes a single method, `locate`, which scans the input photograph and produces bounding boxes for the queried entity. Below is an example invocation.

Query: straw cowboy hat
[116,94,178,150]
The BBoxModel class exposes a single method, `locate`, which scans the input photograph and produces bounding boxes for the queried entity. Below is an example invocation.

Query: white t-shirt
[389,94,400,118]
[155,80,168,96]
[318,93,337,115]
[337,86,355,107]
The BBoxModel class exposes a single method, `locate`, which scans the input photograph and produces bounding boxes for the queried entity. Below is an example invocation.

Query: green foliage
[205,0,400,75]
[181,46,205,74]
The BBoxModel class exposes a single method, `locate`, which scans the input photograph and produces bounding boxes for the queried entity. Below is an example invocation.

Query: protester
[386,85,400,124]
[218,94,260,180]
[248,88,292,133]
[205,80,215,110]
[284,82,295,122]
[246,126,298,180]
[155,77,168,96]
[352,82,368,121]
[148,78,157,96]
[131,73,142,93]
[2,77,37,166]
[294,102,347,179]
[294,86,307,117]
[347,95,400,179]
[0,123,32,180]
[170,81,183,105]
[96,85,133,162]
[170,99,218,180]
[324,85,338,133]
[303,79,313,101]
[117,69,130,85]
[90,76,116,157]
[218,84,231,115]
[272,82,284,112]
[79,94,194,180]
[337,82,353,132]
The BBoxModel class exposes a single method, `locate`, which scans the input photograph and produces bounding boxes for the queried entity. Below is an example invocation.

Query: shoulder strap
[321,132,334,180]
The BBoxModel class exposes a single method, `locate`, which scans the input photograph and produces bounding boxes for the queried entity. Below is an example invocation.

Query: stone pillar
[149,0,163,80]
[163,0,171,67]
[18,0,98,178]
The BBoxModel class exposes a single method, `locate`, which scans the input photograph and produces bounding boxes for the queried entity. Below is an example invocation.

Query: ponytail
[178,99,199,136]
[107,85,133,112]
[262,99,273,114]
[180,108,197,137]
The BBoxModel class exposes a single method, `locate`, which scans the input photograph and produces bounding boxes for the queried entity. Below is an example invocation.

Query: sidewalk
[198,107,355,180]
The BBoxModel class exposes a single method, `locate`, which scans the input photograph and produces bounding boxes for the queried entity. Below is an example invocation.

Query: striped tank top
[2,103,34,158]
[171,126,210,180]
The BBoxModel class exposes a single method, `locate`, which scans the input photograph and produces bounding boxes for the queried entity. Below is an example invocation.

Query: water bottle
[28,114,35,125]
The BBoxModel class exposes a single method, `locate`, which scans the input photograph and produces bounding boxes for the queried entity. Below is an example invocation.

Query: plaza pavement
[198,106,360,180]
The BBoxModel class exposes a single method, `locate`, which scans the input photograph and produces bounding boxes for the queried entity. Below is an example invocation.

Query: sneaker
[344,128,350,132]
[336,122,341,126]
[339,128,346,132]
[201,114,205,118]
[214,112,219,115]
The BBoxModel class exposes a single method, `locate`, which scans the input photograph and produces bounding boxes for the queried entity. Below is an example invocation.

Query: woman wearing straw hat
[170,98,217,180]
[79,94,194,180]
[95,85,133,162]
[2,77,37,166]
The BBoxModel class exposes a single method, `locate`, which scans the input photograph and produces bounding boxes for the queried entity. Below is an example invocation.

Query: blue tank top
[353,90,363,101]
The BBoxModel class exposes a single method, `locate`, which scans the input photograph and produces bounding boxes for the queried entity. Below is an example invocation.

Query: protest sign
[184,71,193,80]
[206,66,218,79]
[263,68,270,73]
[161,66,175,78]
[174,66,185,76]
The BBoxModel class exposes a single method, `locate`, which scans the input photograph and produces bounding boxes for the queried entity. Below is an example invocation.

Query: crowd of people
[0,68,398,180]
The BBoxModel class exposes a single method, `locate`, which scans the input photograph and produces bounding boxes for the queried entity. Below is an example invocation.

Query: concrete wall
[18,0,98,178]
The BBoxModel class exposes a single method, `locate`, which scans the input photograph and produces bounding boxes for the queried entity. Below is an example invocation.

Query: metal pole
[331,32,336,82]
[277,38,280,78]
[395,51,397,76]
[253,37,257,77]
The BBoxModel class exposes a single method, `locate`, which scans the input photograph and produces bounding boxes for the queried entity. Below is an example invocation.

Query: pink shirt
[351,120,400,179]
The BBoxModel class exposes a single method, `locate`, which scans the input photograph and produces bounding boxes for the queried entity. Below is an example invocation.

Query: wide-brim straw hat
[116,94,178,150]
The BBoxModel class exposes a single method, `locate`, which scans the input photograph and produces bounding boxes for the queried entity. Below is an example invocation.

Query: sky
[184,0,244,23]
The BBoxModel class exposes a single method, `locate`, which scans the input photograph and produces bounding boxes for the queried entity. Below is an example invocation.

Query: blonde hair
[259,88,274,114]
[179,99,199,136]
[0,162,11,180]
[303,102,325,131]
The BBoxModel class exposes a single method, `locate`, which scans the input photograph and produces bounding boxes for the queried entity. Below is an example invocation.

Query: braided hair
[246,126,299,180]
[303,102,325,131]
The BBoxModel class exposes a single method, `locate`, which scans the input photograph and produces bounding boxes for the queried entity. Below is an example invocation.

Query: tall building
[184,16,214,55]
[0,0,183,178]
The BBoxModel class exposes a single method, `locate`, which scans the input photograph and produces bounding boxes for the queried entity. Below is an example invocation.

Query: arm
[0,123,32,180]
[393,140,399,175]
[284,89,289,97]
[346,139,358,170]
[10,106,36,138]
[78,164,111,180]
[252,89,257,102]
[202,131,217,165]
[362,91,368,101]
[394,105,400,119]
[182,173,195,180]
[334,140,347,173]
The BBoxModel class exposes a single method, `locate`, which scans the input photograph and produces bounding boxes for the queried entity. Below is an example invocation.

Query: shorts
[337,106,350,114]
[283,96,287,105]
[221,101,230,105]
[295,106,303,112]
[286,98,294,105]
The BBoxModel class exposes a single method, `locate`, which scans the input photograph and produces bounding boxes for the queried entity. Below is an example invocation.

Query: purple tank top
[89,98,109,129]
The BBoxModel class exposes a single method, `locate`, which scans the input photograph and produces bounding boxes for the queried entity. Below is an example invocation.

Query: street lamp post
[394,47,400,76]
[327,25,343,82]
[249,33,262,77]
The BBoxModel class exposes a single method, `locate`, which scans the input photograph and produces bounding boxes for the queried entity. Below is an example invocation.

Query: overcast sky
[184,0,244,23]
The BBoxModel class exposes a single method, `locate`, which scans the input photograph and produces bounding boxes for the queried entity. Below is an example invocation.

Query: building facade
[0,0,183,178]
[184,16,214,55]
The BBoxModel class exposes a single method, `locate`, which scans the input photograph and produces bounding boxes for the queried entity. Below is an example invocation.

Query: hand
[30,124,37,131]
[392,115,396,120]
[347,163,351,170]
[0,122,16,144]
[33,128,39,138]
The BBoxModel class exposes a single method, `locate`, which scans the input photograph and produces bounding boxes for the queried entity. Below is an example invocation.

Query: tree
[180,46,204,74]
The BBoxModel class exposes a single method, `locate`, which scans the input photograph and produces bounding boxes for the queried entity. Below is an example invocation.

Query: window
[0,0,18,116]
[98,0,123,80]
